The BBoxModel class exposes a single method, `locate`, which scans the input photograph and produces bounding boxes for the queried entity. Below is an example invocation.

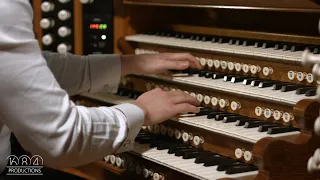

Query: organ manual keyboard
[69,1,320,180]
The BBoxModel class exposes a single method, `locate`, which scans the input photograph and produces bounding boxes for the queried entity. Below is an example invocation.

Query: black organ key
[218,38,229,44]
[187,68,200,75]
[175,148,201,156]
[272,82,292,90]
[235,39,241,46]
[217,162,248,171]
[262,42,276,49]
[199,71,207,77]
[243,78,258,85]
[274,43,283,50]
[222,116,247,123]
[116,88,130,96]
[194,154,220,164]
[267,127,300,134]
[226,165,258,174]
[258,124,280,132]
[242,40,255,46]
[281,84,301,92]
[281,44,290,51]
[228,39,235,45]
[244,121,274,128]
[168,146,194,154]
[195,108,213,116]
[204,157,236,167]
[235,119,256,126]
[305,89,316,96]
[223,75,233,81]
[157,143,185,150]
[254,41,262,48]
[296,87,316,95]
[213,72,226,79]
[258,81,278,88]
[182,151,216,159]
[207,112,226,119]
[251,79,264,86]
[291,45,306,52]
[205,71,214,78]
[215,113,236,121]
[231,76,245,83]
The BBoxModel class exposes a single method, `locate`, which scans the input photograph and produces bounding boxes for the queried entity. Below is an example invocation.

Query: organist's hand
[120,53,202,76]
[132,88,201,126]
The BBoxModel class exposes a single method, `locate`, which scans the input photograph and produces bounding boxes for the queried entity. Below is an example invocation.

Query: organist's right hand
[132,88,200,126]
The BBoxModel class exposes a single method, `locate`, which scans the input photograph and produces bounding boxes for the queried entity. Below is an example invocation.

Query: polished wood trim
[252,99,320,180]
[74,1,83,55]
[33,0,42,48]
[123,0,320,13]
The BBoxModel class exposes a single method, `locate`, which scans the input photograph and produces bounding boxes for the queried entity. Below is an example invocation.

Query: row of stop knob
[104,155,165,180]
[142,124,205,146]
[255,106,294,122]
[146,83,241,110]
[134,48,274,76]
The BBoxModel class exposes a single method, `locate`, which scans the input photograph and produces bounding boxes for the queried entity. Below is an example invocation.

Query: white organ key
[235,63,242,72]
[207,59,214,67]
[171,75,315,106]
[125,34,302,63]
[132,145,258,180]
[214,60,220,68]
[178,115,300,143]
[204,95,211,105]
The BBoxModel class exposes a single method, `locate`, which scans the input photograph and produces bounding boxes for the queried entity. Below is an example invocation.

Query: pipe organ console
[31,0,320,179]
[32,0,114,55]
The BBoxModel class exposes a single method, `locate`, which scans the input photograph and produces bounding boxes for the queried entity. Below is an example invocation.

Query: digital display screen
[90,24,107,30]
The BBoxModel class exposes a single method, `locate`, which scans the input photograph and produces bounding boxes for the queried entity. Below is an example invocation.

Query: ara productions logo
[6,155,43,175]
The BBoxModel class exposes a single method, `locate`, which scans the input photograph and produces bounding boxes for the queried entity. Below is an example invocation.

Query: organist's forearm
[42,51,121,96]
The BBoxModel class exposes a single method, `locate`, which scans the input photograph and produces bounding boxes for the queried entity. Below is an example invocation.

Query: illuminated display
[90,23,107,30]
